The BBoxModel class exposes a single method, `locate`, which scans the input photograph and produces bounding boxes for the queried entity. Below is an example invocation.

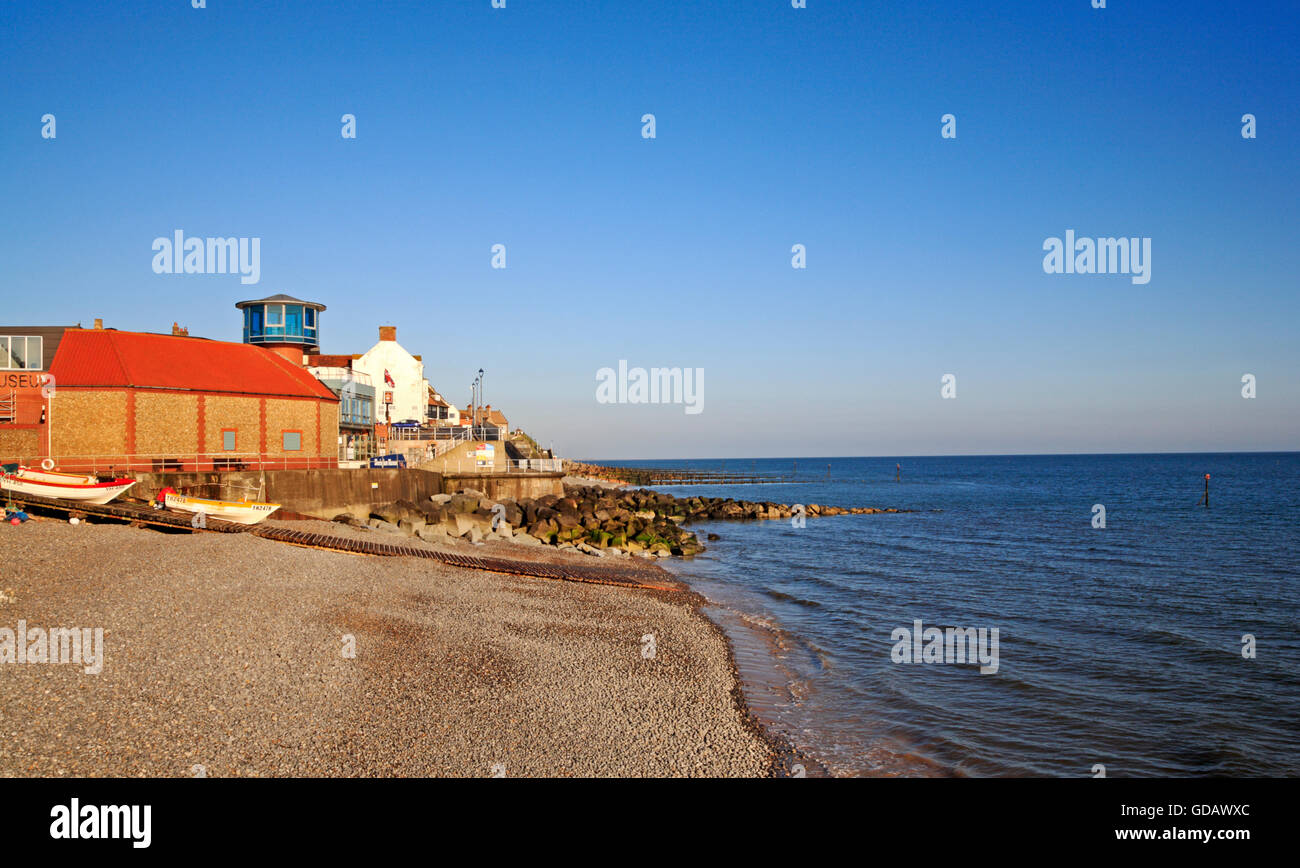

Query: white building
[352,326,427,425]
[427,384,460,426]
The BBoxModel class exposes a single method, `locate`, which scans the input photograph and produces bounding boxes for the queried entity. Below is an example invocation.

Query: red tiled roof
[51,329,338,400]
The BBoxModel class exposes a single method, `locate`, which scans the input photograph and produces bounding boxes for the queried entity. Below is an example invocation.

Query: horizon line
[576,449,1300,462]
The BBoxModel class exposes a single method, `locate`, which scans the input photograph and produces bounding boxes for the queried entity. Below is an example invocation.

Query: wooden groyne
[567,461,793,486]
[252,526,681,592]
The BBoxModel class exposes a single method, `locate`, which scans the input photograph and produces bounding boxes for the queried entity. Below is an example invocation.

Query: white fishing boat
[0,471,137,505]
[164,493,281,525]
[14,466,99,485]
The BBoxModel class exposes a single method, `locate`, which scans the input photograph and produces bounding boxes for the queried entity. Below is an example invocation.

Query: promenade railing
[390,426,502,442]
[433,457,563,474]
[307,367,373,386]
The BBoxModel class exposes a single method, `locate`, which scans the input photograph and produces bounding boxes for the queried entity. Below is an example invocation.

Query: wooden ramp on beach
[4,491,683,592]
[251,525,682,591]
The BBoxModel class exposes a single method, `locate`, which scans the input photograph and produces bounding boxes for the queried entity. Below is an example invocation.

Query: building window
[283,431,302,451]
[284,305,302,336]
[0,336,42,370]
[221,429,237,451]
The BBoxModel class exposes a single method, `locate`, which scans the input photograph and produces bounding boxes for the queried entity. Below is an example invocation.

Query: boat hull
[15,466,99,485]
[164,493,281,525]
[1,474,136,505]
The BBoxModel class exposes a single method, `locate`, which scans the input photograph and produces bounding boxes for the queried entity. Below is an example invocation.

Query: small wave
[764,588,823,608]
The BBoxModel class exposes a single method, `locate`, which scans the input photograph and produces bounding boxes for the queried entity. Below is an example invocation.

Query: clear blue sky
[3,0,1296,459]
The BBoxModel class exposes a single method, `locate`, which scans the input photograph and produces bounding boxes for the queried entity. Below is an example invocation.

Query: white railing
[508,458,562,472]
[391,427,450,441]
[429,427,473,457]
[431,457,563,475]
[390,426,502,442]
[307,367,374,387]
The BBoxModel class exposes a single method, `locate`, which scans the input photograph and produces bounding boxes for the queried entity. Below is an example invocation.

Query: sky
[2,0,1297,459]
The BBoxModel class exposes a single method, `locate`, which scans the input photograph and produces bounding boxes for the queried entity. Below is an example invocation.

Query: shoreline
[0,515,785,777]
[697,601,831,778]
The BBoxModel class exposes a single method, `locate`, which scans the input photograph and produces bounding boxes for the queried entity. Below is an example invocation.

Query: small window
[222,430,236,451]
[283,431,302,451]
[267,306,282,326]
[305,308,315,327]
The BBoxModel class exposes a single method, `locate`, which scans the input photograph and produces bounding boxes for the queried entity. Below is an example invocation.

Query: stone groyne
[366,483,911,559]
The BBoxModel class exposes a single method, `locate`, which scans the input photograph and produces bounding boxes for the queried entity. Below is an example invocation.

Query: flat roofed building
[0,326,73,457]
[306,354,376,461]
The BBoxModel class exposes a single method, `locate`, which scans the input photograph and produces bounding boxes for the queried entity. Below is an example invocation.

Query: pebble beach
[0,517,776,777]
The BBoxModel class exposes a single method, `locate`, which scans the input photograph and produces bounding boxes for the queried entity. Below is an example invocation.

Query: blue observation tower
[235,294,326,353]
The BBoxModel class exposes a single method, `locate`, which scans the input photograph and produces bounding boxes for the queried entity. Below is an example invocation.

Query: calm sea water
[595,453,1300,777]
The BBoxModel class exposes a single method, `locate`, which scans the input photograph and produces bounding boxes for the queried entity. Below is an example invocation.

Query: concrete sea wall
[132,468,443,521]
[129,468,564,520]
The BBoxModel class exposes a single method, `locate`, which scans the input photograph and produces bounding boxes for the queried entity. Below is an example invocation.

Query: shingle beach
[0,518,775,777]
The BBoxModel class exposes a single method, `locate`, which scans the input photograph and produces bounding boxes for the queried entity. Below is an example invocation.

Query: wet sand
[0,517,776,777]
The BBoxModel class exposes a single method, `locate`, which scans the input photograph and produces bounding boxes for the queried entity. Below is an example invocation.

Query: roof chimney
[93,318,103,330]
[172,322,189,336]
[379,326,396,342]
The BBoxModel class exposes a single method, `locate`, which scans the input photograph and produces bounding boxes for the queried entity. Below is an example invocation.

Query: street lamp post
[470,368,485,440]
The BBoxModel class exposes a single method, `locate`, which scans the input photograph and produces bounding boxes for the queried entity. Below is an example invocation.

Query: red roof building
[7,326,342,473]
[53,329,339,400]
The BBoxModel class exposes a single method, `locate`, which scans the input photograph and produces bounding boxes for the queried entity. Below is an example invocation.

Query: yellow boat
[164,493,281,525]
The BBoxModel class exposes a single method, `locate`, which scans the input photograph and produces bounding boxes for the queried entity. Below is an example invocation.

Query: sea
[594,453,1300,777]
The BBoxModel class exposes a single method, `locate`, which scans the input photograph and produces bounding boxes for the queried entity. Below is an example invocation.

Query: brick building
[0,324,339,473]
